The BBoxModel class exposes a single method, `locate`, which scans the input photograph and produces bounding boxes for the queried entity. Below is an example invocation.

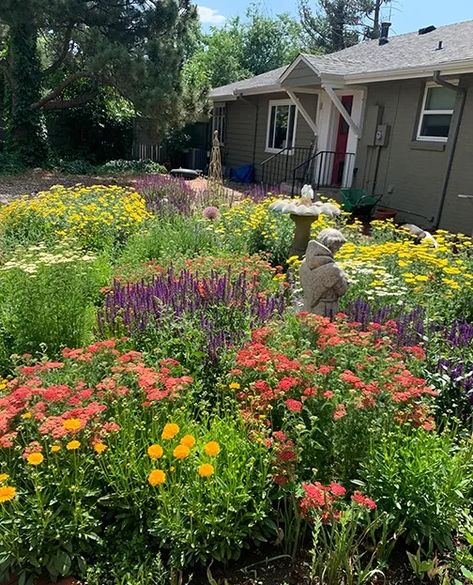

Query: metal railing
[291,150,356,194]
[260,146,312,187]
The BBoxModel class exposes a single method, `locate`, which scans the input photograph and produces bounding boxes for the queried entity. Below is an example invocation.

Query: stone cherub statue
[299,228,349,317]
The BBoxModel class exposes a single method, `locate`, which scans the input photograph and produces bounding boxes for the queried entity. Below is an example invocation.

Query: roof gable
[210,20,473,99]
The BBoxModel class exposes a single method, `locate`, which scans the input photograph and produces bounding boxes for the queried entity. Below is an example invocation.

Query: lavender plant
[136,174,195,216]
[97,268,286,379]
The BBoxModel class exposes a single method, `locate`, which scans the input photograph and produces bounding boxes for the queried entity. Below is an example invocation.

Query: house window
[212,105,226,145]
[417,83,457,142]
[266,100,297,153]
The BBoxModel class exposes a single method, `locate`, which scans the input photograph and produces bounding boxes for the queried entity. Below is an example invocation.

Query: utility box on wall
[375,124,390,146]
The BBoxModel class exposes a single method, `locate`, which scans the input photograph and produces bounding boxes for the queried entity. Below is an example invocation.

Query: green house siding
[223,92,318,182]
[354,76,473,233]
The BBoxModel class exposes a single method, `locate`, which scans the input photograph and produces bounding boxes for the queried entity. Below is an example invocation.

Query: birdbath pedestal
[270,197,341,259]
[289,214,319,258]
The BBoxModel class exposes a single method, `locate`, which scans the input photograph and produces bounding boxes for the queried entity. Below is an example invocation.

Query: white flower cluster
[1,243,97,276]
[341,260,406,303]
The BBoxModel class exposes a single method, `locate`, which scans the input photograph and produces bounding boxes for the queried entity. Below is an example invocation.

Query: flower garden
[0,178,472,585]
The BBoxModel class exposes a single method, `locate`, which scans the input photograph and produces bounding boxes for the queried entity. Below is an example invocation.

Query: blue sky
[197,1,473,35]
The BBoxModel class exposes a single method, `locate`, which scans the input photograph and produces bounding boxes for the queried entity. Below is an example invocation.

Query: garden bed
[0,179,472,585]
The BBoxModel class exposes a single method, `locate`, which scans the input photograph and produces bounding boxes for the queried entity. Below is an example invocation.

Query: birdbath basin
[269,197,340,258]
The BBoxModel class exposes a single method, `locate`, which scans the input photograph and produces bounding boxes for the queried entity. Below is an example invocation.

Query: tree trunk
[8,0,47,165]
[371,0,382,39]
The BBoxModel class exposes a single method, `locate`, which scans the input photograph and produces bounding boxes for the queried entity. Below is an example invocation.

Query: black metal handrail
[291,150,356,194]
[260,146,312,187]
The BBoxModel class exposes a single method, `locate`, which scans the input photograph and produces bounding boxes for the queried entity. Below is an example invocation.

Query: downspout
[432,71,467,230]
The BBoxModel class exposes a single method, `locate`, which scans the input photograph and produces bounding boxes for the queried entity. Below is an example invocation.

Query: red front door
[331,95,353,186]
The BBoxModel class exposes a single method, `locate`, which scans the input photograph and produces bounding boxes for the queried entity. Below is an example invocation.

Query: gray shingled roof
[210,20,473,99]
[210,66,287,100]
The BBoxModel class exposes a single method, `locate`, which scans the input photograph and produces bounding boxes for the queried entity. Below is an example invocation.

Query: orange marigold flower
[63,418,82,431]
[27,452,44,466]
[94,442,107,454]
[66,440,81,451]
[162,423,179,440]
[197,463,214,478]
[0,486,16,503]
[148,469,166,486]
[180,434,196,449]
[147,444,164,459]
[51,445,61,453]
[204,441,221,457]
[173,444,190,459]
[0,473,9,483]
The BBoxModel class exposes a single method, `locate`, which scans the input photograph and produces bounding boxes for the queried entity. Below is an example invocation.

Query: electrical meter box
[375,124,390,146]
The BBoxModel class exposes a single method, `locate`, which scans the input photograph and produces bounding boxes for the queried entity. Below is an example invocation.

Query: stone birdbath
[269,196,340,258]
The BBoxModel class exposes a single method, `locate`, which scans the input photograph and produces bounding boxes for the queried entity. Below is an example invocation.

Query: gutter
[432,71,467,230]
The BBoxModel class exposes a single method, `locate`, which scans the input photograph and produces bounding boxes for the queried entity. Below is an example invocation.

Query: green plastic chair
[340,188,381,213]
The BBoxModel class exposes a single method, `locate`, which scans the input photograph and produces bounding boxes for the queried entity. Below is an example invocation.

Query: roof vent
[379,22,391,45]
[436,41,443,50]
[419,25,436,35]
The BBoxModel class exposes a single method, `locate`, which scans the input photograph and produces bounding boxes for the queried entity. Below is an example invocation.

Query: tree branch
[43,23,75,76]
[30,72,95,110]
[41,90,98,110]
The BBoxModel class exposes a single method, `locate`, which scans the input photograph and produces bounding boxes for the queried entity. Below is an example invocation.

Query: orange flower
[147,444,164,459]
[63,418,82,431]
[204,441,221,457]
[27,452,44,466]
[162,423,179,440]
[173,444,190,460]
[50,445,61,453]
[148,469,166,486]
[66,440,80,451]
[0,486,16,503]
[197,463,214,478]
[180,434,196,449]
[94,442,107,454]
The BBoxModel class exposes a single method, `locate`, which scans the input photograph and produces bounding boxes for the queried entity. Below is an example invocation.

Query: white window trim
[416,81,457,143]
[265,99,298,155]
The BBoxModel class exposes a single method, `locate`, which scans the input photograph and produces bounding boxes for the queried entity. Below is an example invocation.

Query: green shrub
[98,159,166,175]
[51,158,96,175]
[361,428,473,552]
[0,243,107,366]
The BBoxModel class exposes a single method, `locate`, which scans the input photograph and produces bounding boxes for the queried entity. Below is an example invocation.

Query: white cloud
[197,6,226,25]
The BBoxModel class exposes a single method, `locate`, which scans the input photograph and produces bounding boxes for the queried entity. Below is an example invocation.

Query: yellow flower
[147,444,164,459]
[66,440,81,451]
[180,434,196,449]
[204,441,221,457]
[93,442,107,454]
[0,473,9,483]
[148,469,166,486]
[162,423,180,440]
[173,444,190,460]
[0,486,16,503]
[229,382,241,390]
[51,445,61,453]
[21,412,32,420]
[197,463,214,478]
[27,452,44,466]
[63,418,82,431]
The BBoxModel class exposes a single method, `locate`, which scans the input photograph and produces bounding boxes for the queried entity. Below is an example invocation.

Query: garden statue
[300,228,348,317]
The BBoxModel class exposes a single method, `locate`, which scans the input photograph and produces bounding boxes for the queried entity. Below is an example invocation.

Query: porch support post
[322,84,361,137]
[286,89,318,136]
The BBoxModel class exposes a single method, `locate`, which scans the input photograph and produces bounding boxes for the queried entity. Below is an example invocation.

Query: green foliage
[298,0,392,53]
[97,159,166,176]
[0,0,198,163]
[0,244,106,367]
[361,428,473,552]
[184,4,306,99]
[310,509,386,585]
